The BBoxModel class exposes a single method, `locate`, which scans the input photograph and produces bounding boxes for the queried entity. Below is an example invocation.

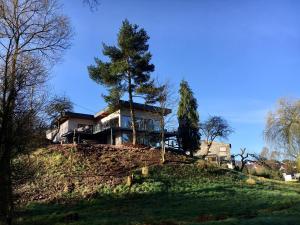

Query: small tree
[88,20,157,145]
[45,95,73,142]
[233,148,251,172]
[200,116,233,158]
[154,80,177,163]
[177,80,200,157]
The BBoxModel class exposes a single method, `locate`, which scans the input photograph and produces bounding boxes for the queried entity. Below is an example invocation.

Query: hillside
[14,144,300,225]
[13,144,191,204]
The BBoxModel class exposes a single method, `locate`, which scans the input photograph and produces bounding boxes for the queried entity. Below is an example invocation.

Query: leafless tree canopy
[83,0,100,10]
[200,116,233,156]
[153,79,177,162]
[265,98,300,159]
[0,1,72,223]
[0,0,72,61]
[0,0,72,155]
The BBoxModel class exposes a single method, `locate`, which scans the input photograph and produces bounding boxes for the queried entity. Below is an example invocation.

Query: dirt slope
[13,144,190,205]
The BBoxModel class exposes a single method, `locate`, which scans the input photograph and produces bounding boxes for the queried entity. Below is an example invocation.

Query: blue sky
[52,0,300,154]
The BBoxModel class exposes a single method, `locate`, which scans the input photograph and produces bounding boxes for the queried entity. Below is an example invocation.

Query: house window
[122,132,132,143]
[145,119,154,131]
[220,147,227,152]
[146,119,160,131]
[78,124,93,131]
[137,134,148,145]
[78,124,86,128]
[136,117,145,130]
[121,116,132,128]
[220,156,227,162]
[153,120,160,132]
[149,135,160,147]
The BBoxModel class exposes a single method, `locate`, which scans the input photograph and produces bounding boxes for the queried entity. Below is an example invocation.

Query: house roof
[58,111,94,123]
[57,100,171,122]
[95,100,172,118]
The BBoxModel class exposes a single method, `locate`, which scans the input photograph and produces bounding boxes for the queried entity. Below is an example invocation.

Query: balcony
[93,118,119,134]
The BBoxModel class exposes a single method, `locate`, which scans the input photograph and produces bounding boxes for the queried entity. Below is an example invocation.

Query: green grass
[15,165,300,225]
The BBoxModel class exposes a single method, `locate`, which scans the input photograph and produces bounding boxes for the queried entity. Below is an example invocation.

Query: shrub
[248,166,282,180]
[246,177,256,185]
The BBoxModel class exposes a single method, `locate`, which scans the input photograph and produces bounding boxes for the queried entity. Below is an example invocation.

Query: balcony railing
[93,123,119,134]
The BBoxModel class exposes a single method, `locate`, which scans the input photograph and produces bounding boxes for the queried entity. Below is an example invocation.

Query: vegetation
[177,80,200,156]
[88,20,159,145]
[154,80,177,163]
[45,95,74,142]
[265,98,300,159]
[200,116,233,158]
[0,0,72,223]
[14,147,300,225]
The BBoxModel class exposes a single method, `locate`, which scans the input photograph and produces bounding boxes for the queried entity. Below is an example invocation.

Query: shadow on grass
[15,187,300,225]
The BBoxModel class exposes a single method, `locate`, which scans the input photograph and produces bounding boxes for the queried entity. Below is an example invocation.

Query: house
[195,141,231,164]
[46,100,173,146]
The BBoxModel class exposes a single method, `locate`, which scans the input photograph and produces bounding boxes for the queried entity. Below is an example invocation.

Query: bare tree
[0,1,71,224]
[233,148,250,172]
[45,95,73,142]
[83,0,99,10]
[154,79,177,163]
[200,116,233,158]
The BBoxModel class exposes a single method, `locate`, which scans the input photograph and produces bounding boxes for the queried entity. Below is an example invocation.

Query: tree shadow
[15,185,300,225]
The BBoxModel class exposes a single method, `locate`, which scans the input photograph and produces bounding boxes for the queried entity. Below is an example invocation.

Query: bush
[248,166,282,180]
[246,177,256,185]
[196,160,218,170]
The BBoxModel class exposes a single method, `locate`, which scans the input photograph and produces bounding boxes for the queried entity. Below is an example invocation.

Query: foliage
[265,98,300,159]
[88,19,159,144]
[200,116,233,157]
[177,80,200,156]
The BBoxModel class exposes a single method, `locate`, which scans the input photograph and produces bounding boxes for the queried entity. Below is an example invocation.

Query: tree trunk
[0,23,19,224]
[0,144,13,225]
[161,118,166,163]
[128,76,137,145]
[202,141,211,159]
[50,121,60,143]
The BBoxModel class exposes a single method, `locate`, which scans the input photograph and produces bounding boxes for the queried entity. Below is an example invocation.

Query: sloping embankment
[13,144,190,205]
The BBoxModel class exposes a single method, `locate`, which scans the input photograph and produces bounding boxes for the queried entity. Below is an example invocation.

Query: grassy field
[15,164,300,225]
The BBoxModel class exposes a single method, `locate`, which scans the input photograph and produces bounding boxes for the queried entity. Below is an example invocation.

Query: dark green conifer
[177,80,200,156]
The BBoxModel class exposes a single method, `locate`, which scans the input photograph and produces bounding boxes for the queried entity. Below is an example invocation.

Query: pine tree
[88,20,158,145]
[177,80,200,156]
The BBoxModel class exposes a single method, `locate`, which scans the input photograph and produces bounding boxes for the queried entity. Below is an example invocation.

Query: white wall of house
[100,110,121,124]
[120,108,161,121]
[67,118,95,131]
[46,118,94,143]
[45,120,70,143]
[195,141,231,160]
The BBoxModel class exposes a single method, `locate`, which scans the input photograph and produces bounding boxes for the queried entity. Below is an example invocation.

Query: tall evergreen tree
[88,19,157,145]
[177,80,200,156]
